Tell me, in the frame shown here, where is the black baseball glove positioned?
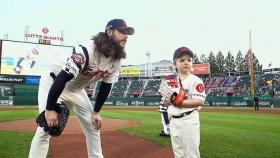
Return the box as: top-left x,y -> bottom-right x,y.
36,102 -> 70,137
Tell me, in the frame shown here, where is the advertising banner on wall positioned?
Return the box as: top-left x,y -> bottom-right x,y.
0,75 -> 25,83
191,63 -> 210,74
154,66 -> 174,76
0,75 -> 41,85
0,99 -> 13,105
0,40 -> 73,76
153,64 -> 210,76
121,67 -> 140,76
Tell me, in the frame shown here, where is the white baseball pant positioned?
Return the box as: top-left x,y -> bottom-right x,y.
28,74 -> 103,158
169,110 -> 200,158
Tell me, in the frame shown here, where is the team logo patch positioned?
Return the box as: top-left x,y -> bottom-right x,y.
71,53 -> 85,64
196,83 -> 205,93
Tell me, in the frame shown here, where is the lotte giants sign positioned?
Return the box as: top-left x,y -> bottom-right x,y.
25,27 -> 64,43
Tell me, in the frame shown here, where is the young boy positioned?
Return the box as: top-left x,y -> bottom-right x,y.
160,47 -> 206,158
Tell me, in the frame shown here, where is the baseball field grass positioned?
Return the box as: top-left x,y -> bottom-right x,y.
0,106 -> 280,158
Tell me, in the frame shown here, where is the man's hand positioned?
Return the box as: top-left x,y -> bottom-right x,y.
45,110 -> 58,127
91,112 -> 102,130
36,102 -> 70,137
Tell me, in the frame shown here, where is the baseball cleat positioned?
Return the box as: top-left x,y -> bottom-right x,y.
159,130 -> 170,137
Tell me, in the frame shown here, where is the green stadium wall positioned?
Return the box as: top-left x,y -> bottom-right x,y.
1,84 -> 279,108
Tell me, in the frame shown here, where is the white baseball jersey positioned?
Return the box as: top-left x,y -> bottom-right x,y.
167,74 -> 206,116
47,43 -> 122,91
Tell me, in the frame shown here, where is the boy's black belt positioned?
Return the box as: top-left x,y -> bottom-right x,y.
172,110 -> 194,119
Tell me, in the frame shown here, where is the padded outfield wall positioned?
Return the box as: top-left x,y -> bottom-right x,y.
89,95 -> 279,107
1,93 -> 279,107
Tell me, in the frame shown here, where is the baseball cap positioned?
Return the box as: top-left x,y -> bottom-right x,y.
173,47 -> 193,61
105,19 -> 135,35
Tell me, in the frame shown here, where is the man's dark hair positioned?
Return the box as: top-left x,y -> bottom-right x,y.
91,32 -> 126,60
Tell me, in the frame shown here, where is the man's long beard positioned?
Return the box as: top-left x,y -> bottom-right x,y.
92,32 -> 126,59
100,38 -> 116,57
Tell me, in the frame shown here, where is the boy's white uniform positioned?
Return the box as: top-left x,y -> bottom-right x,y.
29,44 -> 122,158
168,74 -> 206,158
